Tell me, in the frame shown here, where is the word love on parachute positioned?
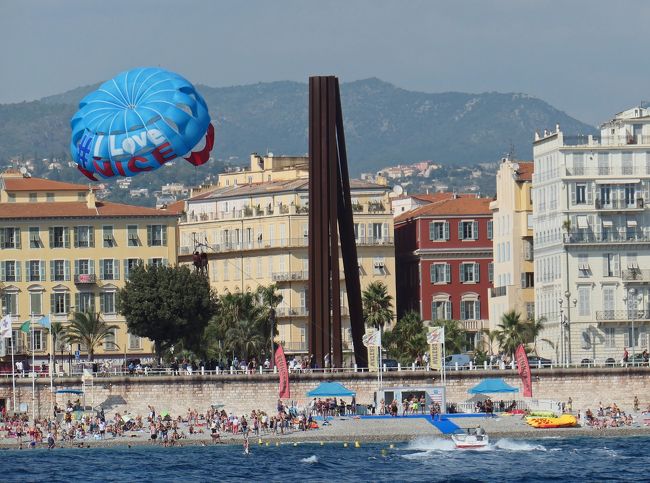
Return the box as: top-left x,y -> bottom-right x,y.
70,67 -> 215,181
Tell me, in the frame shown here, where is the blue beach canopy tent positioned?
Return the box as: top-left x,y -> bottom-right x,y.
468,378 -> 519,394
307,382 -> 356,398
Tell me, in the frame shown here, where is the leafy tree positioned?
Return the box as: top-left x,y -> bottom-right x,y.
118,264 -> 218,361
431,320 -> 468,354
383,311 -> 427,365
65,311 -> 118,361
496,310 -> 528,357
362,281 -> 394,332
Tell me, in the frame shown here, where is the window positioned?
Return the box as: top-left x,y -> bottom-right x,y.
431,299 -> 451,321
124,258 -> 141,280
28,193 -> 37,202
26,260 -> 46,282
373,257 -> 386,275
100,259 -> 119,280
523,238 -> 534,261
526,302 -> 535,321
604,327 -> 615,348
624,184 -> 636,206
0,227 -> 21,249
29,227 -> 42,248
488,263 -> 494,282
8,193 -> 15,203
74,226 -> 94,248
576,184 -> 587,204
30,291 -> 43,316
603,253 -> 620,277
50,292 -> 70,315
429,221 -> 449,241
103,226 -> 116,247
50,260 -> 69,282
128,333 -> 142,350
577,254 -> 590,278
46,193 -> 55,202
460,299 -> 480,320
104,328 -> 118,350
147,225 -> 167,246
521,272 -> 534,288
49,227 -> 69,248
77,192 -> 86,201
430,263 -> 451,283
487,220 -> 493,240
76,292 -> 95,312
578,286 -> 590,317
29,330 -> 44,351
459,221 -> 478,240
459,262 -> 480,283
598,153 -> 610,175
599,185 -> 612,206
1,261 -> 20,282
75,259 -> 94,276
2,292 -> 18,316
127,225 -> 140,247
148,258 -> 166,268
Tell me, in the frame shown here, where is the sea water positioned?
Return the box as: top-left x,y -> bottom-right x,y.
0,436 -> 648,482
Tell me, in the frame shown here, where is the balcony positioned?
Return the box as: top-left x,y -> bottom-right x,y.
356,237 -> 394,246
622,269 -> 650,281
564,231 -> 650,245
460,319 -> 489,332
272,271 -> 309,282
566,166 -> 650,177
594,198 -> 644,211
276,307 -> 309,317
595,310 -> 650,322
281,341 -> 307,352
491,286 -> 507,298
74,274 -> 97,284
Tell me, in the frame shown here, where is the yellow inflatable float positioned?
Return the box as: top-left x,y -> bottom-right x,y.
526,414 -> 577,428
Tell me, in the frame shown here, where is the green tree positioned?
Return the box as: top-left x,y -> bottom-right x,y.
118,264 -> 218,361
256,284 -> 283,358
431,320 -> 468,354
65,311 -> 119,361
362,281 -> 394,332
225,318 -> 265,362
50,321 -> 67,371
496,310 -> 528,358
383,311 -> 427,365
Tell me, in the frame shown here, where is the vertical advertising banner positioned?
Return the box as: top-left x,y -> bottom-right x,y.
515,344 -> 533,398
427,327 -> 444,370
275,345 -> 291,399
363,329 -> 381,372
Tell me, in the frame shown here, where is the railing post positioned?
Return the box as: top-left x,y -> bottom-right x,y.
511,361 -> 515,370
230,366 -> 234,375
397,363 -> 401,372
274,366 -> 278,374
201,366 -> 205,375
216,367 -> 219,375
469,361 -> 473,370
484,361 -> 488,370
354,363 -> 358,372
383,364 -> 387,372
411,363 -> 415,371
259,366 -> 263,374
454,362 -> 459,371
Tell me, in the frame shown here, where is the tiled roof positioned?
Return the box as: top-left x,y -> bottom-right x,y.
3,177 -> 94,192
395,197 -> 493,223
514,161 -> 534,181
0,201 -> 177,219
409,192 -> 478,203
165,200 -> 186,214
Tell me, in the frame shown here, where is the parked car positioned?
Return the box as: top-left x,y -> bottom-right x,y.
527,356 -> 553,368
381,359 -> 399,371
444,354 -> 471,369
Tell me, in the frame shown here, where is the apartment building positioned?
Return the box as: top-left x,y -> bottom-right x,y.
0,171 -> 179,367
533,107 -> 650,364
395,197 -> 494,349
177,154 -> 396,362
488,159 -> 535,329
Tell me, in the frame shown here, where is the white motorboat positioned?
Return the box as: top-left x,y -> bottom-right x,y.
451,427 -> 489,449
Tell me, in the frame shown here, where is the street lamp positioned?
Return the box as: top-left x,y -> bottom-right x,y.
623,288 -> 643,364
558,298 -> 565,365
558,292 -> 576,366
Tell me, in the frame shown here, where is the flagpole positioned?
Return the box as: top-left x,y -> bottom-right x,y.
31,313 -> 35,423
49,316 -> 54,419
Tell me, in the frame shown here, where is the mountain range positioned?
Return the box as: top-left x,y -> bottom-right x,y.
0,78 -> 597,175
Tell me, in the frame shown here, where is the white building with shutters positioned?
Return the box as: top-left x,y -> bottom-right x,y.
533,107 -> 650,365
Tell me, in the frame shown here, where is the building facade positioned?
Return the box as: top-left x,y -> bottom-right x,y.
488,159 -> 535,329
395,197 -> 494,349
533,107 -> 650,364
177,154 -> 396,363
0,171 -> 179,369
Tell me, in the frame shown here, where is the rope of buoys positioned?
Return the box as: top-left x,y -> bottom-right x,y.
354,441 -> 361,448
343,442 -> 348,448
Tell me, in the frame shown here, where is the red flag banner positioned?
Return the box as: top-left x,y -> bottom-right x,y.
515,344 -> 533,398
275,345 -> 290,399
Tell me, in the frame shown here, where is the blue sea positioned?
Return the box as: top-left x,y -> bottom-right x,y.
0,436 -> 648,482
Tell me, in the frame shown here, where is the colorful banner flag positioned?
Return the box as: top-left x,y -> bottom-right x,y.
427,327 -> 445,345
362,330 -> 382,347
0,315 -> 12,339
515,344 -> 533,398
428,327 -> 444,370
20,320 -> 31,334
274,345 -> 290,399
37,314 -> 51,330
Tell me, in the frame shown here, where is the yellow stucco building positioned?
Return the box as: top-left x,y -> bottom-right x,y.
0,171 -> 179,369
488,159 -> 535,330
178,154 -> 396,363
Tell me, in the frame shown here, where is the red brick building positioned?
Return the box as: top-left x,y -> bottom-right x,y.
395,197 -> 494,347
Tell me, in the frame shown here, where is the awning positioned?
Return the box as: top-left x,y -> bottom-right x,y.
577,216 -> 588,229
468,378 -> 519,394
596,178 -> 640,184
307,382 -> 356,398
627,220 -> 638,227
602,220 -> 613,227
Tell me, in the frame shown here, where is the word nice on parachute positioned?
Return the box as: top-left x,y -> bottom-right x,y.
70,67 -> 215,181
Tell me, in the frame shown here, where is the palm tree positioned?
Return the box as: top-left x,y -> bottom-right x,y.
481,328 -> 500,356
256,284 -> 283,360
496,310 -> 528,358
362,281 -> 394,332
225,318 -> 265,362
65,311 -> 119,361
523,317 -> 554,356
50,321 -> 67,373
383,311 -> 427,365
432,320 -> 468,354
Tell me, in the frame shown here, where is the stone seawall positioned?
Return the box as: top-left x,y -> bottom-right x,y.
2,368 -> 648,418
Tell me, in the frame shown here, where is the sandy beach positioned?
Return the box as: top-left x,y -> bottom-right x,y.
3,414 -> 649,450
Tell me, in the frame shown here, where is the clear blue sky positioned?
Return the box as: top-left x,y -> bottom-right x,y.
1,0 -> 648,125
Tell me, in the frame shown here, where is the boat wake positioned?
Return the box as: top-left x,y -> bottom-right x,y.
493,439 -> 547,452
401,437 -> 547,459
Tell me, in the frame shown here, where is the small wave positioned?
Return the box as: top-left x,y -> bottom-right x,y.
300,455 -> 319,464
494,439 -> 547,452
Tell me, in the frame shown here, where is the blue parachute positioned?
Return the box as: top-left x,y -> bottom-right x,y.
70,67 -> 214,180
